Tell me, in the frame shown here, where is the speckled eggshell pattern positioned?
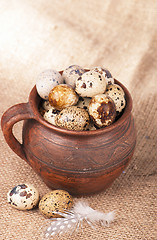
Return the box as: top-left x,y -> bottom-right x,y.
49,84 -> 79,111
55,106 -> 90,131
76,96 -> 91,112
75,69 -> 107,97
39,100 -> 54,117
86,122 -> 98,131
88,94 -> 116,127
36,69 -> 63,100
92,67 -> 114,85
62,65 -> 85,89
42,100 -> 54,111
39,190 -> 73,218
105,84 -> 126,113
7,184 -> 39,210
43,108 -> 60,125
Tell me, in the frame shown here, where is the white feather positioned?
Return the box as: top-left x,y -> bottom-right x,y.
73,201 -> 115,226
43,200 -> 115,239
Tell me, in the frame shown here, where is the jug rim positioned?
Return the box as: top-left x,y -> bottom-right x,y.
29,78 -> 132,136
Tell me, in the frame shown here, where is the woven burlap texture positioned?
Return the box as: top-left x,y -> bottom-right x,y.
0,1 -> 156,239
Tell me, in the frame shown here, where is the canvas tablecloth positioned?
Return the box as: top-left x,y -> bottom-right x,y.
0,0 -> 156,239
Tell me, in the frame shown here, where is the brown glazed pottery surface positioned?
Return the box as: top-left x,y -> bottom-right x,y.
1,74 -> 136,195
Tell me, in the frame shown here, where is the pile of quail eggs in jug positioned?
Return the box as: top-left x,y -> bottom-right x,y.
36,65 -> 126,131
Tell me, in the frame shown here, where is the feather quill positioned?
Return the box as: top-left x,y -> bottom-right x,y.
43,200 -> 115,239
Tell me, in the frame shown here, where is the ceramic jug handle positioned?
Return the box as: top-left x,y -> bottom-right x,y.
1,102 -> 34,161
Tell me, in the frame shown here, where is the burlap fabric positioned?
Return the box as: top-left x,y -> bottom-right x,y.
0,1 -> 156,239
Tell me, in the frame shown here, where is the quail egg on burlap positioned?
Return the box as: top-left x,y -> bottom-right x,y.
43,108 -> 60,125
92,67 -> 114,85
36,69 -> 63,100
76,96 -> 91,112
105,84 -> 126,113
49,84 -> 79,111
75,69 -> 107,97
39,190 -> 73,218
7,184 -> 39,210
88,94 -> 116,127
62,65 -> 85,89
55,106 -> 90,131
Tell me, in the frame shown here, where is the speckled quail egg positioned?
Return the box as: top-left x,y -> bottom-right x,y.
43,108 -> 60,125
7,184 -> 39,210
105,84 -> 126,113
42,100 -> 53,111
86,122 -> 98,131
49,84 -> 79,111
62,65 -> 85,89
88,94 -> 116,127
36,69 -> 63,100
75,69 -> 107,97
76,96 -> 91,112
92,67 -> 114,85
55,106 -> 90,131
39,100 -> 54,117
39,190 -> 73,218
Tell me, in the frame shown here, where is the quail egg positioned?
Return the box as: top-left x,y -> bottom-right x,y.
88,94 -> 116,127
49,84 -> 79,111
105,84 -> 126,113
86,122 -> 98,131
62,65 -> 85,89
75,69 -> 107,97
55,106 -> 90,131
39,100 -> 54,117
42,100 -> 54,111
43,108 -> 60,125
92,67 -> 114,85
76,96 -> 91,112
36,69 -> 63,100
39,190 -> 73,218
7,184 -> 39,210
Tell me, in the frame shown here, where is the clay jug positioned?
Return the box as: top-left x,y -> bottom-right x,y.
1,79 -> 136,195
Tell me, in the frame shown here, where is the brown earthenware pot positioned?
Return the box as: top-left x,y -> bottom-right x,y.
1,77 -> 136,195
